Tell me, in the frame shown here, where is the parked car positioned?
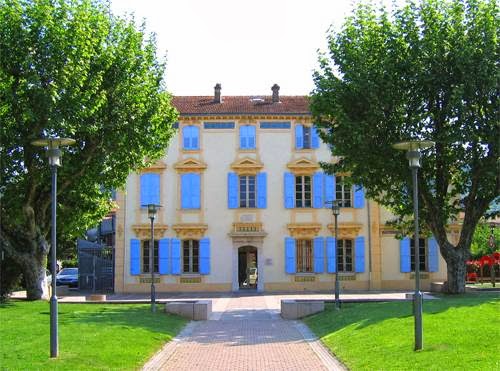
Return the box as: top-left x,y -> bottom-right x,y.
56,268 -> 79,288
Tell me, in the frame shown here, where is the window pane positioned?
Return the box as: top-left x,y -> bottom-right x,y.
192,240 -> 200,273
303,127 -> 311,148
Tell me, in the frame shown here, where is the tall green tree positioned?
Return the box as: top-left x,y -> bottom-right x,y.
0,0 -> 177,300
311,0 -> 498,293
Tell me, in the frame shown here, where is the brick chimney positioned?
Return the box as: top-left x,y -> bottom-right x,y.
271,84 -> 280,103
214,83 -> 222,103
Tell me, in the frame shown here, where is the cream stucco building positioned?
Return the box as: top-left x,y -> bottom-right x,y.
113,84 -> 455,294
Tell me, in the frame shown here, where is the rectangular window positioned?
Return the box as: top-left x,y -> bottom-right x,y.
296,239 -> 313,273
239,175 -> 256,208
335,176 -> 352,207
295,176 -> 312,208
183,239 -> 200,274
142,240 -> 159,273
239,125 -> 256,149
337,239 -> 353,272
410,238 -> 427,272
303,126 -> 312,149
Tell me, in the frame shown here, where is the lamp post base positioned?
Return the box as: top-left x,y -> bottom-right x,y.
334,279 -> 341,309
414,290 -> 423,350
151,283 -> 156,313
50,295 -> 58,357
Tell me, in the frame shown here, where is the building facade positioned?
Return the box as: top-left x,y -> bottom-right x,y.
114,84 -> 457,293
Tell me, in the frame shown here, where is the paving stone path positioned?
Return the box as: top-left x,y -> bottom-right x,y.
143,295 -> 345,371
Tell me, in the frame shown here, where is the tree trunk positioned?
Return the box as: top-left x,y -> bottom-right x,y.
20,255 -> 49,300
445,254 -> 467,294
1,220 -> 49,300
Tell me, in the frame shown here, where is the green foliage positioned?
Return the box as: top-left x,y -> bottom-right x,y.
0,0 -> 177,297
471,222 -> 499,258
0,302 -> 187,369
305,293 -> 500,370
311,0 -> 499,291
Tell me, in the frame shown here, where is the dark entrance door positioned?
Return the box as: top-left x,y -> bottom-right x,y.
238,246 -> 257,289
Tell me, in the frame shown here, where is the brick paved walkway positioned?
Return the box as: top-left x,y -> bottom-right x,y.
143,295 -> 345,371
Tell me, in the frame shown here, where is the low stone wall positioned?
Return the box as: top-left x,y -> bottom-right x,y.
281,299 -> 325,320
165,300 -> 212,320
86,294 -> 107,302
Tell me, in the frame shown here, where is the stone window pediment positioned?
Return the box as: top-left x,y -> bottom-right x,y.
327,223 -> 363,239
141,160 -> 167,172
230,157 -> 264,175
287,223 -> 322,239
174,158 -> 207,173
287,158 -> 319,175
132,224 -> 168,239
172,223 -> 208,239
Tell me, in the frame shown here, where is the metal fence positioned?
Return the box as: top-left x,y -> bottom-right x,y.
78,244 -> 114,293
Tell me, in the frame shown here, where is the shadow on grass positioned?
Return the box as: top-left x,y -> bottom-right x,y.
306,292 -> 499,337
45,304 -> 186,336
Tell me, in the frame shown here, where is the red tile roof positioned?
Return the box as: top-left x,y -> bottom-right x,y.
172,96 -> 310,116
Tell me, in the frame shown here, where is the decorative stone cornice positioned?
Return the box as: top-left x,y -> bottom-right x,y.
228,223 -> 268,245
230,157 -> 264,175
132,224 -> 168,239
287,223 -> 322,239
172,223 -> 208,239
174,158 -> 207,173
179,115 -> 312,121
327,223 -> 363,239
286,158 -> 319,175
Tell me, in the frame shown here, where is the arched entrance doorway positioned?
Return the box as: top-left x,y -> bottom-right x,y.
238,246 -> 258,289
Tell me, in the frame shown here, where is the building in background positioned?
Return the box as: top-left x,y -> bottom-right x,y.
113,84 -> 458,293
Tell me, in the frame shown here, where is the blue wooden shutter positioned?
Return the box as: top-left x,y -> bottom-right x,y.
181,174 -> 190,208
182,126 -> 190,149
140,173 -> 160,206
295,125 -> 304,149
191,173 -> 201,208
248,125 -> 256,149
200,238 -> 210,275
284,172 -> 295,208
239,125 -> 248,149
324,174 -> 335,208
171,238 -> 181,275
285,237 -> 296,274
130,239 -> 141,275
400,238 -> 411,272
159,238 -> 170,274
428,237 -> 439,272
191,126 -> 199,149
257,172 -> 267,209
355,236 -> 365,273
313,172 -> 324,208
353,185 -> 365,208
326,237 -> 336,273
313,237 -> 325,273
311,126 -> 320,149
228,172 -> 238,209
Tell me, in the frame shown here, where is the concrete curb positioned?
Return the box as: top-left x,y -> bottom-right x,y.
293,321 -> 347,371
142,321 -> 197,370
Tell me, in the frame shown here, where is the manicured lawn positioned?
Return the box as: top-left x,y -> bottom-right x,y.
0,301 -> 187,370
304,293 -> 500,370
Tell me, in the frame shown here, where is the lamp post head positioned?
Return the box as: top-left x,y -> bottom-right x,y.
332,200 -> 340,216
31,137 -> 76,167
392,140 -> 435,169
144,204 -> 161,220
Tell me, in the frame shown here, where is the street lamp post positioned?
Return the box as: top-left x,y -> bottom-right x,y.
31,137 -> 76,358
326,200 -> 341,309
393,140 -> 434,351
332,200 -> 341,309
145,203 -> 161,312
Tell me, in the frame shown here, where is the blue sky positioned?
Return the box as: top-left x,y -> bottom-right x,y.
110,0 -> 400,96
